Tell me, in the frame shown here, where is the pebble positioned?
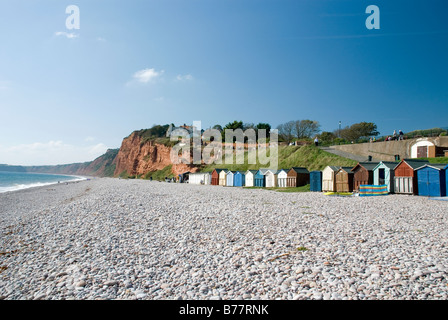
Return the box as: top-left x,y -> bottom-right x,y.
295,267 -> 304,274
1,178 -> 448,300
104,280 -> 118,287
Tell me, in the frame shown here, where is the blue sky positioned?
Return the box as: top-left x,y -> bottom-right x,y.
1,0 -> 447,165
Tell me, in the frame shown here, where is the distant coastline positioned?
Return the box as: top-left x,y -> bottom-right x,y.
0,171 -> 87,194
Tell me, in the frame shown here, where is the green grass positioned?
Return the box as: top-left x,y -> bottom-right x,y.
141,137 -> 178,147
243,184 -> 311,193
275,184 -> 311,193
119,170 -> 129,178
418,157 -> 448,164
200,145 -> 357,173
103,164 -> 116,177
143,165 -> 174,181
278,145 -> 357,171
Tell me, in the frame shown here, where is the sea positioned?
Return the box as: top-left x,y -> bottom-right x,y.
0,171 -> 85,193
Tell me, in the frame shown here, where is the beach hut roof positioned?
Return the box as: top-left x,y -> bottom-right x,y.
245,170 -> 258,174
290,167 -> 309,174
323,165 -> 341,172
338,166 -> 354,173
351,162 -> 379,172
373,161 -> 398,171
394,159 -> 430,170
257,168 -> 272,175
415,163 -> 448,171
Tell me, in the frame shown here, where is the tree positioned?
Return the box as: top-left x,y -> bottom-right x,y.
340,122 -> 379,141
294,120 -> 321,139
223,120 -> 244,131
277,121 -> 295,143
223,120 -> 244,142
212,124 -> 223,132
146,124 -> 170,138
256,123 -> 271,135
318,131 -> 336,144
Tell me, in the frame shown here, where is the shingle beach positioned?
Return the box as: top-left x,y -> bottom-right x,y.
1,178 -> 448,300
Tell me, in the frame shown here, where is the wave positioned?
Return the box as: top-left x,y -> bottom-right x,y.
0,175 -> 87,193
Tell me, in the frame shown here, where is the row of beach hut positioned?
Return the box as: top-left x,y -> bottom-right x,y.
321,159 -> 448,197
189,167 -> 311,188
187,158 -> 448,197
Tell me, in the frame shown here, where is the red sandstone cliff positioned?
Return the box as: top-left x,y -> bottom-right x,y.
113,132 -> 198,177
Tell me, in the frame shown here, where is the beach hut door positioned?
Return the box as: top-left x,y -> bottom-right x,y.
428,170 -> 440,197
418,170 -> 429,196
378,168 -> 385,185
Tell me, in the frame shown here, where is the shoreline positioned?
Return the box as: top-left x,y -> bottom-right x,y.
0,172 -> 90,194
1,178 -> 448,300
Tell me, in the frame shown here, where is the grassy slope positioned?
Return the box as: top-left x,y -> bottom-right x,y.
199,145 -> 358,173
422,157 -> 448,164
143,165 -> 175,181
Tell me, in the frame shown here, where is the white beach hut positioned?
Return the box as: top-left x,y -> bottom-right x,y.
322,166 -> 339,192
219,169 -> 228,186
265,169 -> 278,188
276,169 -> 289,188
189,172 -> 211,185
244,170 -> 257,187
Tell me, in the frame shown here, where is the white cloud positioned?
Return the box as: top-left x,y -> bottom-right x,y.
97,37 -> 106,42
133,68 -> 164,83
54,31 -> 79,39
85,136 -> 95,142
0,141 -> 108,166
176,74 -> 194,81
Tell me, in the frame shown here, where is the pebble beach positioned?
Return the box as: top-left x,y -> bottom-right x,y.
1,177 -> 448,300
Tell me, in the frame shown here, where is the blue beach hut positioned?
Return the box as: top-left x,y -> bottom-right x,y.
254,169 -> 269,187
226,171 -> 235,187
373,161 -> 397,193
446,164 -> 448,193
310,171 -> 322,192
415,164 -> 447,197
233,171 -> 245,187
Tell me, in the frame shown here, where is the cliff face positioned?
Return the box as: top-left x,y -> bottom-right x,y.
11,130 -> 197,178
113,131 -> 198,177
